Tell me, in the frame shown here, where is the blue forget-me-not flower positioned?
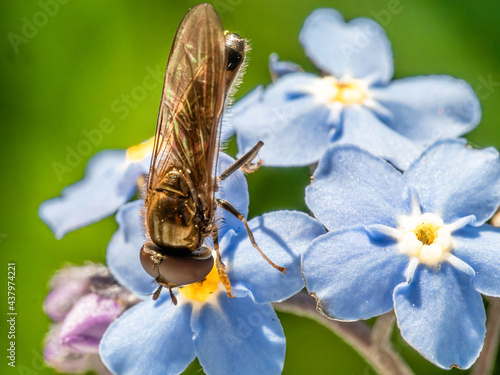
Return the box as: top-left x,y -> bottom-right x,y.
39,139 -> 153,238
302,139 -> 500,369
230,9 -> 481,170
100,153 -> 325,375
39,119 -> 236,240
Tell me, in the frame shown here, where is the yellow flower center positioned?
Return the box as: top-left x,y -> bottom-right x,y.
179,264 -> 220,302
312,76 -> 369,106
415,223 -> 438,245
398,213 -> 452,266
125,137 -> 154,162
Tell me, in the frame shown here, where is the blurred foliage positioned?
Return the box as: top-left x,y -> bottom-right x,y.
1,0 -> 500,374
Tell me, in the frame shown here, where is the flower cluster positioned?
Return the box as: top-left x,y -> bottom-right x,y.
40,5 -> 500,375
100,154 -> 324,374
42,263 -> 139,374
303,140 -> 500,369
230,9 -> 480,170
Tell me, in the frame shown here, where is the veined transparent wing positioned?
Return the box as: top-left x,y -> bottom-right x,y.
147,4 -> 226,215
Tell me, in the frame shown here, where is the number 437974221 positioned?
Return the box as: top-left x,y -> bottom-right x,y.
8,263 -> 15,311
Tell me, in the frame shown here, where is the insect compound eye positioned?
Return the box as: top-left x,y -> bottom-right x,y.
158,253 -> 214,287
140,245 -> 214,287
225,33 -> 246,71
140,245 -> 161,279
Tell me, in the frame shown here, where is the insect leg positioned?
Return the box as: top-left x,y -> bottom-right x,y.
218,141 -> 264,182
216,198 -> 287,274
241,159 -> 263,174
212,225 -> 234,298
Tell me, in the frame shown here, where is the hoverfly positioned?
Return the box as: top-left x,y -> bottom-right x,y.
139,3 -> 286,304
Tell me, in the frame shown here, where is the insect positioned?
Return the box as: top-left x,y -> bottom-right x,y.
139,3 -> 286,304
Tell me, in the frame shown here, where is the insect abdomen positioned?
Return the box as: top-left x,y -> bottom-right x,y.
147,170 -> 202,254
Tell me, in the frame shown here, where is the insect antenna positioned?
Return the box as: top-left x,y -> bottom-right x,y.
168,288 -> 178,305
152,285 -> 163,301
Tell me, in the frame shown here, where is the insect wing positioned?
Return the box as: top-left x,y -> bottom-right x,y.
147,4 -> 226,214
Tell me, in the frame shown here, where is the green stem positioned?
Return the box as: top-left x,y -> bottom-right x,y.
471,297 -> 500,375
273,292 -> 414,375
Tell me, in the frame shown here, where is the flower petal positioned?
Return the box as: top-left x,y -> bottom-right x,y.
192,294 -> 285,375
405,139 -> 500,225
452,224 -> 500,297
216,153 -> 249,236
44,325 -> 110,375
336,106 -> 422,170
373,76 -> 481,146
60,293 -> 124,354
269,53 -> 304,81
100,298 -> 196,375
106,200 -> 155,296
262,72 -> 320,102
232,74 -> 337,167
394,263 -> 485,369
306,145 -> 412,231
44,280 -> 88,322
303,228 -> 407,320
223,211 -> 325,303
222,87 -> 265,142
299,8 -> 393,85
39,150 -> 148,238
44,265 -> 107,322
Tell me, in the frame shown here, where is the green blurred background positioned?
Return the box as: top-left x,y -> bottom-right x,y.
1,0 -> 500,374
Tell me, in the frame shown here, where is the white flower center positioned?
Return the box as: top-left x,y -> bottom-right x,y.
397,213 -> 452,266
308,76 -> 370,106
